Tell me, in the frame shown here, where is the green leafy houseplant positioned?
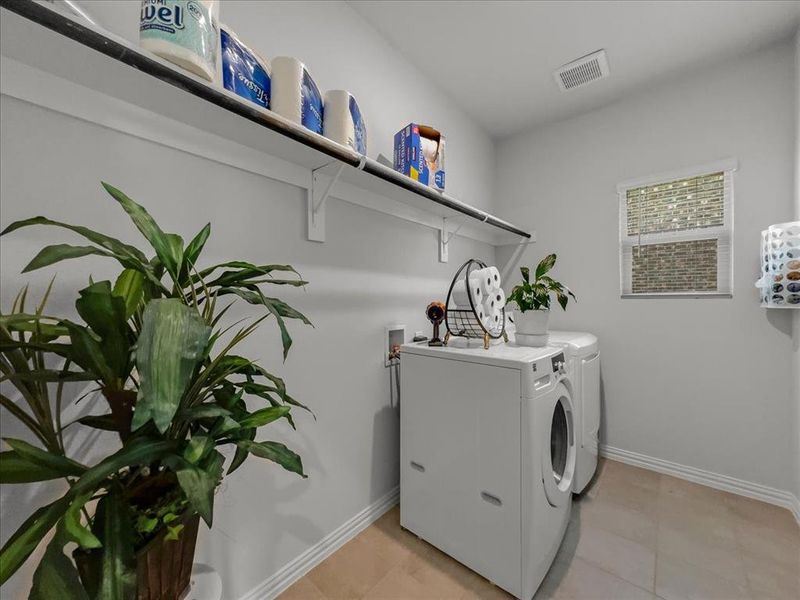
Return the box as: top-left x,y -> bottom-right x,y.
507,254 -> 575,347
508,254 -> 575,312
0,183 -> 312,599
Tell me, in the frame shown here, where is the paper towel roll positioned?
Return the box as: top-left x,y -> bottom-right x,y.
271,56 -> 324,134
452,277 -> 482,307
323,90 -> 367,155
140,0 -> 219,82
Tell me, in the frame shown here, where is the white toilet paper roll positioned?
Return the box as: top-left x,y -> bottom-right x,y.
271,56 -> 323,134
485,306 -> 502,334
486,266 -> 501,291
482,297 -> 495,318
488,288 -> 506,310
474,268 -> 495,296
323,90 -> 367,155
483,288 -> 506,312
452,277 -> 482,307
474,304 -> 488,326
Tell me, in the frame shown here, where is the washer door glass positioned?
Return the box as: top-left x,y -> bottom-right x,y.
542,384 -> 576,507
551,399 -> 569,484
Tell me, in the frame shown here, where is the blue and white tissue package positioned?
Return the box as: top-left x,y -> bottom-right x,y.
271,56 -> 324,134
393,124 -> 445,191
220,26 -> 270,109
349,96 -> 366,154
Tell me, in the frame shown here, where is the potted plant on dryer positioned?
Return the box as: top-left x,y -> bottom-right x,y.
0,183 -> 312,599
508,254 -> 575,347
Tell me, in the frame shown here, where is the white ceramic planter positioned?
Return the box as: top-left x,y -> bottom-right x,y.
513,308 -> 550,347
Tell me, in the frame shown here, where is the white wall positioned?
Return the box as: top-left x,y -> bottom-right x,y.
0,2 -> 496,598
793,28 -> 800,506
495,42 -> 797,493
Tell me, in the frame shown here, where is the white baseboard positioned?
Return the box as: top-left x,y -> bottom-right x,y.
239,486 -> 400,600
600,445 -> 800,525
791,494 -> 800,526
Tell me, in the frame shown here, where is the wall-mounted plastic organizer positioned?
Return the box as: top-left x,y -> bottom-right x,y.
756,221 -> 800,308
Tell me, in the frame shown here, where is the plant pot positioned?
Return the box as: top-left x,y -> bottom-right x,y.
513,308 -> 550,347
75,513 -> 200,600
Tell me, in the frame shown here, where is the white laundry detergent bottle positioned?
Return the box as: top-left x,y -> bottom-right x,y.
140,0 -> 219,82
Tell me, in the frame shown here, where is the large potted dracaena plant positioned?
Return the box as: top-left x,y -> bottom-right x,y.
0,183 -> 312,599
508,254 -> 575,347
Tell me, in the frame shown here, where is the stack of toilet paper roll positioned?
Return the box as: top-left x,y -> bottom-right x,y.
452,266 -> 505,333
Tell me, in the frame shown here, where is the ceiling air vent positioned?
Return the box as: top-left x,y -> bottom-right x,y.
554,50 -> 609,91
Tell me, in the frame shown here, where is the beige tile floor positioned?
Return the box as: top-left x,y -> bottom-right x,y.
279,459 -> 800,600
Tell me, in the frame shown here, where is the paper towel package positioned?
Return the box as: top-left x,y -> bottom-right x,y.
219,25 -> 271,109
393,124 -> 445,191
140,0 -> 219,82
271,56 -> 324,134
323,90 -> 367,154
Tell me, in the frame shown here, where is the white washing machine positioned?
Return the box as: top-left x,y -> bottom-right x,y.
548,331 -> 600,494
400,339 -> 576,599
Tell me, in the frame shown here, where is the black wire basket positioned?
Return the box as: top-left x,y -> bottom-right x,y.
444,259 -> 508,349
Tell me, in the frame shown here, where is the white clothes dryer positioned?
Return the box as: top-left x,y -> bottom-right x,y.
400,339 -> 576,599
548,331 -> 600,494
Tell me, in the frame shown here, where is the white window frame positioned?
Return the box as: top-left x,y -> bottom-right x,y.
618,158 -> 737,299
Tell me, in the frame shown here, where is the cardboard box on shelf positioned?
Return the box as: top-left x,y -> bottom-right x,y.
393,123 -> 445,191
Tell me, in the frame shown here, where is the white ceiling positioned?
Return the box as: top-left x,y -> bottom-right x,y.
348,1 -> 800,138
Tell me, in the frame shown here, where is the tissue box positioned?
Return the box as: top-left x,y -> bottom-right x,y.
393,124 -> 445,191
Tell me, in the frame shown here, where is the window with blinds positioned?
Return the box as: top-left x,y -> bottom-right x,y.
618,160 -> 736,297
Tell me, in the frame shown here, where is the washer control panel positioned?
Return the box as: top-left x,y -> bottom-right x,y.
551,352 -> 566,374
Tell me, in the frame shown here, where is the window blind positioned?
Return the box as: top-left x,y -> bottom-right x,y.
618,160 -> 736,297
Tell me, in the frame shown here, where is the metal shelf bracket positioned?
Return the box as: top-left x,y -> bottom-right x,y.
307,161 -> 346,242
438,215 -> 472,263
307,157 -> 368,242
